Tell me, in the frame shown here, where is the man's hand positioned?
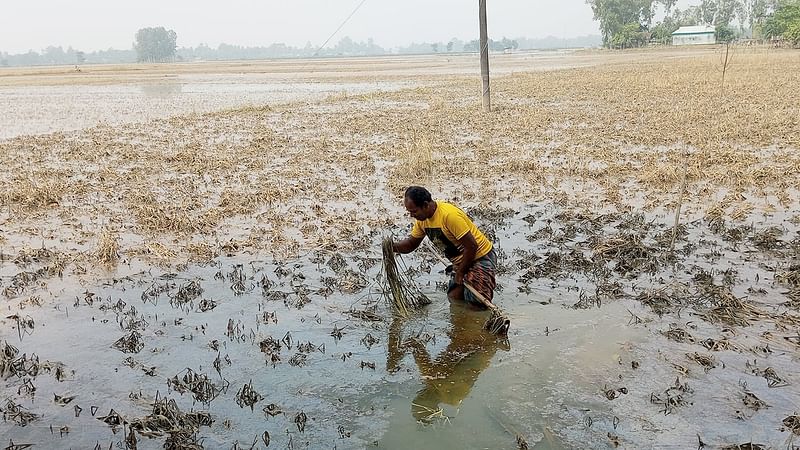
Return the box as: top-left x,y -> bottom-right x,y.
454,231 -> 478,283
454,265 -> 466,285
393,236 -> 423,254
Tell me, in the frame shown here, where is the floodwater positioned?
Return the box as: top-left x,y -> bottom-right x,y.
0,206 -> 648,449
2,49 -> 798,449
3,199 -> 799,448
0,78 -> 414,139
0,48 -> 715,140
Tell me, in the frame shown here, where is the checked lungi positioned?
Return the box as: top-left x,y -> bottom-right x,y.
447,249 -> 497,306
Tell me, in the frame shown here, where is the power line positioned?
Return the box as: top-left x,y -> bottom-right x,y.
314,0 -> 369,56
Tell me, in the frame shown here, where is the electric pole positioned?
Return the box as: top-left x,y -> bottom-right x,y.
479,0 -> 490,112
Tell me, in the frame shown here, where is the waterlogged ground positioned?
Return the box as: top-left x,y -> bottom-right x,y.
1,49 -> 800,449
0,48 -> 714,139
2,198 -> 800,449
0,79 -> 416,139
0,204 -> 639,449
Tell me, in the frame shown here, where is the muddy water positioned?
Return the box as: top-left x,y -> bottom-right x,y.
3,196 -> 800,448
0,209 -> 652,449
0,79 -> 414,139
376,300 -> 646,450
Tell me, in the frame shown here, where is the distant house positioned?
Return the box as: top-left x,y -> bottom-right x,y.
672,25 -> 716,46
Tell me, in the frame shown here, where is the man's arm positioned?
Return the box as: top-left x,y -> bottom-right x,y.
393,235 -> 424,254
453,231 -> 478,285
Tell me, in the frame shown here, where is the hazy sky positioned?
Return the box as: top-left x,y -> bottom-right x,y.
1,0 -> 694,54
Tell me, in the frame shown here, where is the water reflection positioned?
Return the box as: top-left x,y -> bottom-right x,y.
139,81 -> 183,97
388,302 -> 510,423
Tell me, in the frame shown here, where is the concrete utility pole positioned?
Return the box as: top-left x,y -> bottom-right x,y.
479,0 -> 490,112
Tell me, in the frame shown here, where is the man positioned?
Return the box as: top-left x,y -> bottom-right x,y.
393,186 -> 496,307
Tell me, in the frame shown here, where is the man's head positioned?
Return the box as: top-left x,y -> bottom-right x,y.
404,186 -> 435,221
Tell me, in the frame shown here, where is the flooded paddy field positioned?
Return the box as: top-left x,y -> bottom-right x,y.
0,79 -> 422,140
1,48 -> 800,449
0,48 -> 714,140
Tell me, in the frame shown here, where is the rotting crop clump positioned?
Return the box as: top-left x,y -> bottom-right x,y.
170,280 -> 204,309
1,398 -> 40,426
112,331 -> 145,354
128,392 -> 213,444
590,232 -> 664,277
782,415 -> 800,435
235,380 -> 263,411
167,368 -> 228,404
650,377 -> 693,415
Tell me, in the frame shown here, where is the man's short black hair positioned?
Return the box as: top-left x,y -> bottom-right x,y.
404,186 -> 432,207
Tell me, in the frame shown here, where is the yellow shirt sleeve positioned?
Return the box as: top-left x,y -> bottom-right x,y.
443,210 -> 470,240
410,220 -> 426,239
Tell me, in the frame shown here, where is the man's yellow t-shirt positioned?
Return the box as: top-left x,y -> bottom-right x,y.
411,201 -> 493,265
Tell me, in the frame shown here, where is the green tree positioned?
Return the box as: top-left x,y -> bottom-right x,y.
699,0 -> 719,23
135,27 -> 178,62
587,0 -> 676,47
748,0 -> 781,32
651,7 -> 692,43
679,6 -> 704,25
763,0 -> 800,43
689,0 -> 745,28
713,0 -> 741,25
611,22 -> 650,47
786,20 -> 800,43
716,23 -> 738,41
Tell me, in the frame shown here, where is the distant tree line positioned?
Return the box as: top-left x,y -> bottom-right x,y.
0,30 -> 603,68
587,0 -> 800,48
462,37 -> 520,52
0,46 -> 135,67
3,3 -> 797,68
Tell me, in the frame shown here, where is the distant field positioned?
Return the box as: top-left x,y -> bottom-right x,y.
0,47 -> 718,84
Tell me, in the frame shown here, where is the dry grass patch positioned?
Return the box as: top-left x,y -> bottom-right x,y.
94,228 -> 120,265
184,242 -> 217,262
324,50 -> 799,198
390,133 -> 434,187
127,191 -> 219,234
1,172 -> 67,210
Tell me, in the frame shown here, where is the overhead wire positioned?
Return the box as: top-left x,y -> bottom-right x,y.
314,0 -> 369,56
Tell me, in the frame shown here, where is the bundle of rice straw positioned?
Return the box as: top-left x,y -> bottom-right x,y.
381,238 -> 431,315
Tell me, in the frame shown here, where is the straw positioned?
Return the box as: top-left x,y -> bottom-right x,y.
381,237 -> 430,316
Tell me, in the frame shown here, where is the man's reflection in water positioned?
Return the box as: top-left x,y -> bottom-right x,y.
387,301 -> 510,423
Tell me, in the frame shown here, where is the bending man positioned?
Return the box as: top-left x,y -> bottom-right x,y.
393,186 -> 497,307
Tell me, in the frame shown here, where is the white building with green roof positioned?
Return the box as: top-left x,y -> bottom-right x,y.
672,25 -> 716,46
